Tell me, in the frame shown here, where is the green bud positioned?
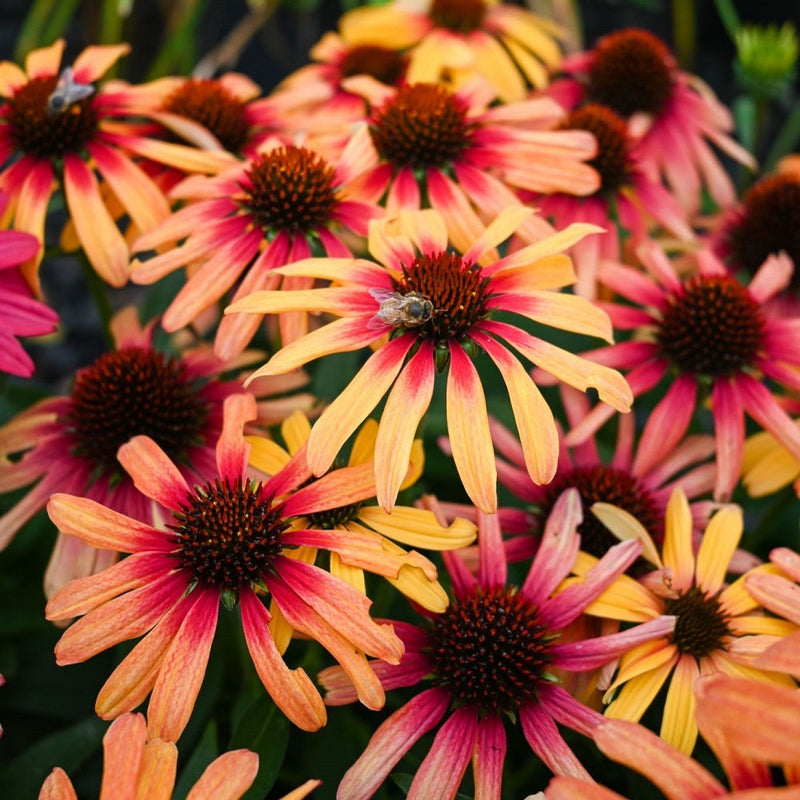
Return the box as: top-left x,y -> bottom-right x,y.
735,23 -> 798,100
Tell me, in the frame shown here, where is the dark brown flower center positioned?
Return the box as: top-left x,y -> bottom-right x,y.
665,586 -> 733,658
395,251 -> 490,346
369,83 -> 473,169
540,466 -> 663,564
163,78 -> 250,154
306,501 -> 363,530
65,348 -> 209,478
240,146 -> 337,232
340,45 -> 405,85
657,275 -> 765,376
171,478 -> 287,591
562,104 -> 632,194
429,0 -> 487,32
6,75 -> 98,158
588,29 -> 675,118
425,586 -> 552,714
725,174 -> 800,291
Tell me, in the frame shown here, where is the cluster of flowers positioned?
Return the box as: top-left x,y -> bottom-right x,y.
2,1 -> 800,798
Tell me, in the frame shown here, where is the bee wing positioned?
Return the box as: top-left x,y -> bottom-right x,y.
56,66 -> 74,88
366,311 -> 392,330
368,287 -> 397,304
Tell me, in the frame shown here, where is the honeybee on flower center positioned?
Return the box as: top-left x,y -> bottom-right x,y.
367,288 -> 435,330
46,66 -> 95,115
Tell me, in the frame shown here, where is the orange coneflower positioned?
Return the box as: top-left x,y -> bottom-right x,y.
228,207 -> 632,514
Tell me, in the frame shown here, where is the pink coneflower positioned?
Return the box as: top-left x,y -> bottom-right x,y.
227,207 -> 632,513
319,490 -> 675,799
0,195 -> 58,377
0,40 -> 172,290
551,28 -> 756,214
45,394 -> 404,741
0,306 -> 316,595
524,102 -> 694,298
489,385 -> 716,566
563,240 -> 800,501
131,133 -> 382,357
709,170 -> 800,313
338,0 -> 564,102
333,76 -> 599,247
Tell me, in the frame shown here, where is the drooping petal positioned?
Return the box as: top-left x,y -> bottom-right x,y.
592,719 -> 727,799
239,589 -> 327,731
520,702 -> 590,779
408,707 -> 478,800
337,688 -> 450,800
374,341 -> 435,511
62,154 -> 129,287
146,588 -> 220,741
97,713 -> 147,800
473,715 -> 506,800
306,335 -> 415,476
185,750 -> 260,800
446,345 -> 497,513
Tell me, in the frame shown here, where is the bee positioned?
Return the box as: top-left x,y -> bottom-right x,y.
46,66 -> 95,115
367,288 -> 434,330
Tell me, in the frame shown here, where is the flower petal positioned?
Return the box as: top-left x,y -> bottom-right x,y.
185,750 -> 260,800
117,436 -> 190,510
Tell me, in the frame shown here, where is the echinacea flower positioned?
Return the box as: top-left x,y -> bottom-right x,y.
579,488 -> 798,755
248,411 -> 475,617
745,547 -> 800,677
489,385 -> 716,566
338,76 -> 598,248
131,132 -> 382,356
545,674 -> 800,799
319,489 -> 675,799
338,0 -> 564,102
269,31 -> 408,137
45,393 -> 404,741
523,102 -> 693,298
710,170 -> 800,312
551,28 -> 756,214
564,240 -> 800,501
0,40 -> 172,290
38,712 -> 266,800
0,194 -> 58,377
0,305 -> 316,596
227,207 -> 632,513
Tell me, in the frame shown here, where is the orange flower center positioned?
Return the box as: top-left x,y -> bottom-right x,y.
588,29 -> 675,118
425,586 -> 552,713
395,251 -> 490,346
340,45 -> 405,85
541,466 -> 662,566
240,146 -> 337,232
64,347 -> 209,477
726,173 -> 800,290
562,104 -> 632,195
163,78 -> 250,154
656,275 -> 764,376
6,75 -> 98,158
171,478 -> 287,591
369,83 -> 473,168
429,0 -> 487,32
664,587 -> 733,658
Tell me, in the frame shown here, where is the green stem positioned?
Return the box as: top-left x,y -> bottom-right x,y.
672,0 -> 697,70
78,254 -> 114,349
712,0 -> 741,43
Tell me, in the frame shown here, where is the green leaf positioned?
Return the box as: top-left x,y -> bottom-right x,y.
229,693 -> 290,800
0,715 -> 106,799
